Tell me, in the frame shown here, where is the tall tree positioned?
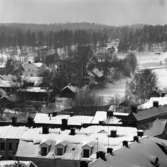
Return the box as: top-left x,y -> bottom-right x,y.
129,69 -> 157,100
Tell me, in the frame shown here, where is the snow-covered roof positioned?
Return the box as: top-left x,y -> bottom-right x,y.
106,117 -> 122,124
34,112 -> 123,125
34,113 -> 94,125
21,87 -> 49,93
68,115 -> 94,125
16,125 -> 138,160
34,113 -> 70,124
0,126 -> 28,139
62,84 -> 78,93
145,119 -> 167,136
92,111 -> 107,123
0,160 -> 37,167
0,76 -> 18,87
138,96 -> 167,110
22,76 -> 42,85
113,112 -> 129,116
89,137 -> 167,167
34,62 -> 43,68
133,105 -> 167,121
92,68 -> 104,78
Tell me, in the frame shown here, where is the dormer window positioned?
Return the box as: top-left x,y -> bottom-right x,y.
83,149 -> 90,158
55,143 -> 67,156
40,142 -> 51,156
57,147 -> 64,155
82,142 -> 95,158
41,147 -> 47,156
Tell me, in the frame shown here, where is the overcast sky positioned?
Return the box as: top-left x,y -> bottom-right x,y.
0,0 -> 166,25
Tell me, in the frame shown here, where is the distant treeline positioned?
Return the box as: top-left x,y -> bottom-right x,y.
116,25 -> 167,51
0,29 -> 108,48
0,23 -> 167,51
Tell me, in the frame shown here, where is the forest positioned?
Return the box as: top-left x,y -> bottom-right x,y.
0,23 -> 167,51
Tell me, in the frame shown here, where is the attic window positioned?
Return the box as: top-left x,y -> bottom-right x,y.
41,147 -> 48,156
55,143 -> 67,156
83,149 -> 90,158
57,147 -> 64,155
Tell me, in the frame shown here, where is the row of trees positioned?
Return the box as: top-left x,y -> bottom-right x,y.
117,25 -> 167,51
0,29 -> 108,48
127,69 -> 158,103
40,45 -> 93,90
1,24 -> 167,51
40,49 -> 138,90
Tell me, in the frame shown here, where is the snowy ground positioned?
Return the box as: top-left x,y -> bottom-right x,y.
93,51 -> 167,103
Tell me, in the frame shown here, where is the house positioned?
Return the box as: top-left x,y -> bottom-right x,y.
1,124 -> 162,167
92,111 -> 107,124
18,87 -> 52,103
138,96 -> 167,110
55,97 -> 73,111
88,137 -> 167,167
33,110 -> 122,126
34,113 -> 94,126
22,62 -> 46,78
60,84 -> 78,98
0,75 -> 19,93
0,126 -> 28,159
15,125 -> 138,167
132,105 -> 167,123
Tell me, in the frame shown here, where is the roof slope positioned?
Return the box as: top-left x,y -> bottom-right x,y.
133,105 -> 167,121
89,137 -> 167,167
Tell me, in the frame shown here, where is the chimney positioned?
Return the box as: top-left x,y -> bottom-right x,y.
137,130 -> 144,137
122,140 -> 129,148
133,136 -> 139,142
99,121 -> 105,125
61,119 -> 68,130
70,112 -> 74,117
131,105 -> 137,113
27,116 -> 34,127
107,111 -> 113,118
42,125 -> 49,134
153,101 -> 159,108
109,130 -> 117,137
96,151 -> 106,161
107,148 -> 113,155
12,116 -> 17,126
52,112 -> 57,117
69,128 -> 76,135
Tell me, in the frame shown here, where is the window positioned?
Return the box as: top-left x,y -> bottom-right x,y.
8,143 -> 12,151
83,149 -> 90,158
0,142 -> 5,151
41,147 -> 47,156
57,147 -> 63,155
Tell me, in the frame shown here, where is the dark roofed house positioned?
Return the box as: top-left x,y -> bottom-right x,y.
18,87 -> 52,103
132,105 -> 167,123
60,84 -> 78,98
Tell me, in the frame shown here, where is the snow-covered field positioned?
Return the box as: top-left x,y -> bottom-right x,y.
94,52 -> 167,102
137,52 -> 167,90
